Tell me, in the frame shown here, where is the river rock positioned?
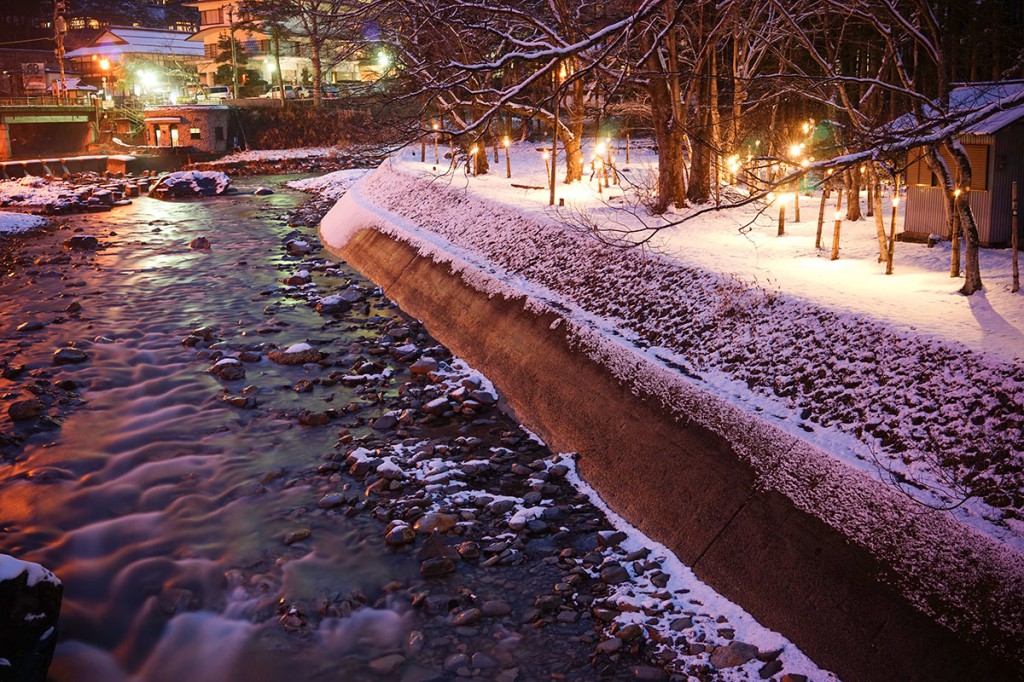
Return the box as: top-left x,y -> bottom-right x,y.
16,321 -> 43,333
63,235 -> 98,250
410,357 -> 438,375
0,554 -> 62,682
385,524 -> 416,546
52,347 -> 87,365
710,641 -> 759,669
285,239 -> 312,255
450,608 -> 482,626
210,358 -> 245,380
600,563 -> 630,585
316,295 -> 350,314
419,556 -> 455,578
8,399 -> 43,421
149,171 -> 231,199
189,236 -> 211,250
368,653 -> 404,675
268,343 -> 321,365
414,513 -> 457,534
253,187 -> 274,196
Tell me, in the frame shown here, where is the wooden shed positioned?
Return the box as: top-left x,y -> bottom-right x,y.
903,82 -> 1024,247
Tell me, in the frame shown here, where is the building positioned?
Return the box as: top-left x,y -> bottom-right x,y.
144,105 -> 230,152
183,0 -> 372,91
64,26 -> 204,99
903,82 -> 1024,247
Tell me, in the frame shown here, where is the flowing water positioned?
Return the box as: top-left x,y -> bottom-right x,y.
0,179 -> 619,681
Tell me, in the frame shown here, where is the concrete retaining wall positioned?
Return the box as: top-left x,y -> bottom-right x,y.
321,187 -> 1024,682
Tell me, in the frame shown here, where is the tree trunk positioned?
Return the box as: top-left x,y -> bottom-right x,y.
872,172 -> 886,262
845,169 -> 863,221
644,4 -> 686,211
945,139 -> 983,294
310,42 -> 323,108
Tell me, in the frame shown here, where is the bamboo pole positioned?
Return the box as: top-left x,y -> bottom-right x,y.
886,190 -> 899,275
831,188 -> 844,261
1013,181 -> 1019,293
815,188 -> 829,248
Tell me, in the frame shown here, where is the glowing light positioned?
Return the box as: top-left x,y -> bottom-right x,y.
954,188 -> 962,198
800,158 -> 810,168
139,70 -> 157,90
595,142 -> 606,156
726,154 -> 741,174
377,51 -> 391,69
469,145 -> 477,154
266,62 -> 275,73
826,169 -> 834,176
503,136 -> 510,148
859,165 -> 866,173
542,150 -> 549,160
432,122 -> 438,131
892,196 -> 900,207
98,58 -> 110,71
802,122 -> 810,134
766,192 -> 776,203
789,143 -> 804,158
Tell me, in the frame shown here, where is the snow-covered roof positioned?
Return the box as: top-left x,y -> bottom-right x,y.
950,82 -> 1024,134
66,26 -> 204,59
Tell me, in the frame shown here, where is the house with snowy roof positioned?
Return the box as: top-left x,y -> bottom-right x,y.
65,26 -> 204,96
903,82 -> 1024,246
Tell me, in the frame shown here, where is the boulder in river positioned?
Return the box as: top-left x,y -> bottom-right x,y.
149,171 -> 232,199
0,554 -> 62,682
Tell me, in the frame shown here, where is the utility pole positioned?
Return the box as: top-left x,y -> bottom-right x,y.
53,0 -> 68,100
227,5 -> 239,100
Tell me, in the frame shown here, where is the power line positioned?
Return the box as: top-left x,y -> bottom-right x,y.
0,38 -> 54,46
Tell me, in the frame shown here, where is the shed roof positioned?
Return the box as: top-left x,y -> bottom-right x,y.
950,82 -> 1024,134
66,26 -> 204,59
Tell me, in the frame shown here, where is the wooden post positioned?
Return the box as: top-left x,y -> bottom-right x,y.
793,186 -> 800,222
886,192 -> 899,275
433,124 -> 439,165
504,138 -> 511,179
1013,181 -> 1019,292
950,190 -> 962,278
816,188 -> 829,248
625,132 -> 631,165
831,189 -> 844,260
550,78 -> 559,206
420,132 -> 426,163
543,151 -> 551,189
778,197 -> 786,236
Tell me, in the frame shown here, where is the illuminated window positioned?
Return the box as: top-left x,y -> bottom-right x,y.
190,127 -> 202,140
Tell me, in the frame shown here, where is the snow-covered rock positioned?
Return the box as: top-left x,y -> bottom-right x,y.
0,554 -> 62,682
149,171 -> 232,199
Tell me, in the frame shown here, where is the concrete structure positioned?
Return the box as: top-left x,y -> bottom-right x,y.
143,105 -> 230,152
320,171 -> 1024,682
904,82 -> 1024,246
0,102 -> 100,161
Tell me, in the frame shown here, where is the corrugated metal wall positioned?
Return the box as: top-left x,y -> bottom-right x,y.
904,186 -> 991,240
991,123 -> 1024,245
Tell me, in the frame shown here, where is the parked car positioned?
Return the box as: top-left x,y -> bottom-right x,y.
294,85 -> 314,99
203,85 -> 231,101
261,85 -> 297,99
320,84 -> 340,99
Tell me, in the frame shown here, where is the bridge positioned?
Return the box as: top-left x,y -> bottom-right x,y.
0,98 -> 103,161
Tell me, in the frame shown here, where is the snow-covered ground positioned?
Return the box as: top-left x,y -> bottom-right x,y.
287,169 -> 371,200
0,176 -> 78,209
0,211 -> 47,234
206,146 -> 346,166
315,143 -> 1024,554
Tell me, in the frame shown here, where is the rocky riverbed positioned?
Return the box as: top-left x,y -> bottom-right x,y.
0,176 -> 827,682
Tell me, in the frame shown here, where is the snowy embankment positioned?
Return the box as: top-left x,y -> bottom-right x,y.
314,152 -> 1024,670
324,152 -> 1024,547
0,212 -> 47,235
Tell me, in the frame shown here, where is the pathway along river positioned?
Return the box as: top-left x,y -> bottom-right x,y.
0,176 -> 814,682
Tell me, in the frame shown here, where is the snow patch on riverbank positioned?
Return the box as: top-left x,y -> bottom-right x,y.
0,212 -> 47,234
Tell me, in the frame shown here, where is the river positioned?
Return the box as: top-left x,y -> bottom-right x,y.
0,177 -> 669,682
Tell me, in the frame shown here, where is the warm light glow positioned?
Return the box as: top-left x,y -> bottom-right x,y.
789,143 -> 804,158
98,58 -> 110,71
800,158 -> 810,168
726,154 -> 741,174
542,150 -> 549,160
377,51 -> 391,68
826,169 -> 834,176
766,192 -> 776,203
860,165 -> 866,173
801,122 -> 810,134
954,188 -> 962,197
503,136 -> 509,148
596,142 -> 606,156
469,145 -> 478,154
432,122 -> 438,131
266,62 -> 276,73
139,70 -> 157,89
892,196 -> 900,207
